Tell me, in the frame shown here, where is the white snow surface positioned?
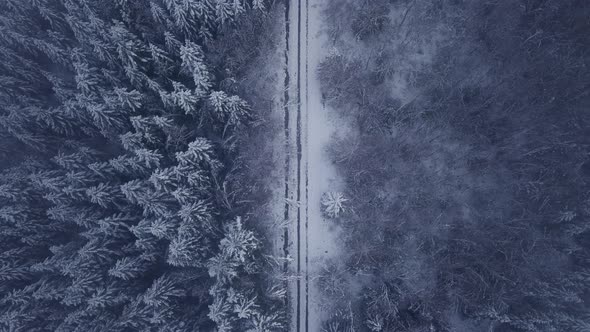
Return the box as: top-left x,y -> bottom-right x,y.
305,0 -> 345,277
280,0 -> 348,330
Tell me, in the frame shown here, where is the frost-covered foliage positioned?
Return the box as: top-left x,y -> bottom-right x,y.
207,217 -> 285,331
0,0 -> 284,330
321,191 -> 347,218
319,0 -> 590,331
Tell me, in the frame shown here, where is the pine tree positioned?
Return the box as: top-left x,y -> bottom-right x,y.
108,256 -> 150,280
143,274 -> 185,308
220,217 -> 259,263
168,232 -> 211,267
181,41 -> 212,92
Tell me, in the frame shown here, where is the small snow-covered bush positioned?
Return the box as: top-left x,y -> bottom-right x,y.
321,192 -> 347,218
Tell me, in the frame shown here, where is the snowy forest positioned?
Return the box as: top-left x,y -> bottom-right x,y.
318,0 -> 590,331
0,0 -> 286,331
1,0 -> 590,331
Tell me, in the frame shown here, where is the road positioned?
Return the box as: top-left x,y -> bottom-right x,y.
283,0 -> 310,329
282,0 -> 335,330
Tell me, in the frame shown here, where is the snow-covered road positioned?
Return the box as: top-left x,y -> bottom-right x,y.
282,0 -> 342,330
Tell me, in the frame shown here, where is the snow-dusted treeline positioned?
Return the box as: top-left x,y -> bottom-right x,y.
317,0 -> 590,331
0,1 -> 286,331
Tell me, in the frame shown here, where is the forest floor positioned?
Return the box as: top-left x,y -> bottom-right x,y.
279,0 -> 346,330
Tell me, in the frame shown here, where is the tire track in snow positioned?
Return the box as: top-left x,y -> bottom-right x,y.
286,0 -> 310,329
304,0 -> 310,329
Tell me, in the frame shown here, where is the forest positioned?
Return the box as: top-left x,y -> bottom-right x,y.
1,0 -> 590,331
0,0 -> 286,331
318,0 -> 590,331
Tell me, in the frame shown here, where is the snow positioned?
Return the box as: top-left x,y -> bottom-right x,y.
303,0 -> 347,329
263,0 -> 350,330
306,0 -> 343,259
